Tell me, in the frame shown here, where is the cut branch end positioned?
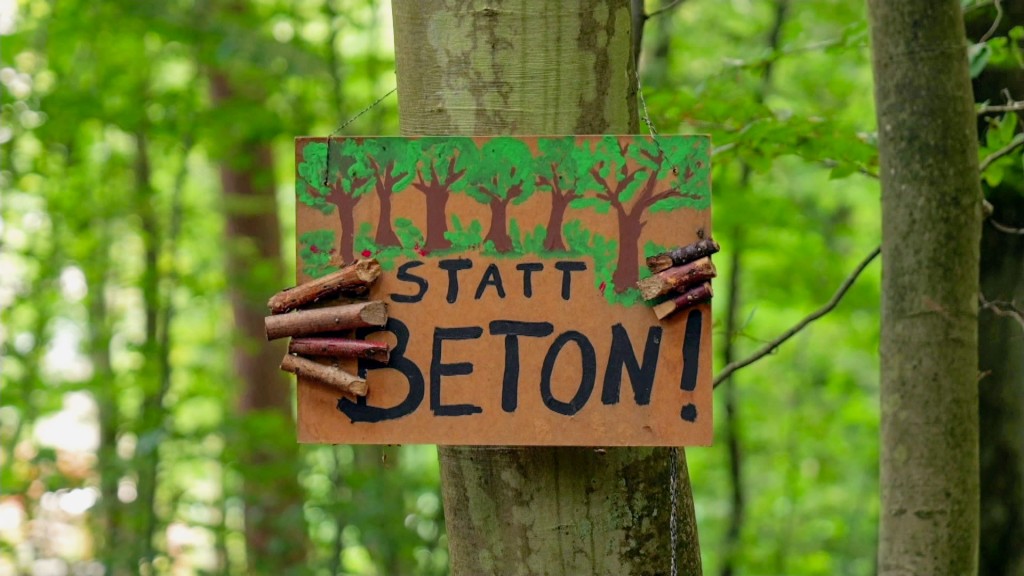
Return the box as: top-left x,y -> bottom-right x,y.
280,353 -> 368,397
638,257 -> 717,301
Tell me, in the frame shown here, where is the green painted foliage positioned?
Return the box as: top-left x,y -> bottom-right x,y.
299,229 -> 338,278
445,215 -> 484,249
582,137 -> 650,202
411,137 -> 478,190
297,142 -> 333,214
296,140 -> 376,214
365,138 -> 416,190
327,139 -> 377,198
354,222 -> 377,255
535,137 -> 588,191
563,219 -> 623,302
465,137 -> 535,204
509,218 -> 547,254
394,217 -> 425,250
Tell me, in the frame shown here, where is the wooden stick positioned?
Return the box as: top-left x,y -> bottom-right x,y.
653,282 -> 714,320
280,353 -> 367,397
288,338 -> 391,363
637,257 -> 717,301
267,259 -> 382,314
646,239 -> 721,273
265,301 -> 388,340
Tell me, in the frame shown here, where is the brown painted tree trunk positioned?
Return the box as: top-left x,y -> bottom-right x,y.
393,2 -> 702,573
422,185 -> 452,251
966,6 -> 1024,572
375,173 -> 401,246
543,188 -> 571,252
485,197 -> 512,252
209,72 -> 307,570
868,1 -> 982,573
329,190 -> 359,264
612,207 -> 643,292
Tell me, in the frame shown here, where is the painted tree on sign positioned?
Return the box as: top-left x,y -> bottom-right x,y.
535,136 -> 587,252
364,138 -> 415,246
577,136 -> 710,291
297,140 -> 374,264
465,137 -> 536,253
410,137 -> 477,251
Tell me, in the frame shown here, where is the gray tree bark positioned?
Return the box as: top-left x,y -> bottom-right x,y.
391,1 -> 701,574
868,1 -> 982,574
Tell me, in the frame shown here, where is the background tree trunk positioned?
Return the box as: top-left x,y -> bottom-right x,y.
210,72 -> 307,571
392,2 -> 701,574
978,173 -> 1024,576
86,221 -> 124,574
966,4 -> 1024,574
868,1 -> 982,574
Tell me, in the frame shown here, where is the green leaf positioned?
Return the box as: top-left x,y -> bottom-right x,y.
984,163 -> 1005,187
969,42 -> 991,78
829,163 -> 856,180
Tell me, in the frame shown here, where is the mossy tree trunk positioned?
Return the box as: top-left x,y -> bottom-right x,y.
867,1 -> 982,573
391,1 -> 701,574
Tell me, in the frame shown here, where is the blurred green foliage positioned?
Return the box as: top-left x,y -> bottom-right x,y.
1,0 -> 1018,574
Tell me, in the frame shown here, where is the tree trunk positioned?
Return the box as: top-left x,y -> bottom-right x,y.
612,207 -> 643,293
210,72 -> 307,571
87,221 -> 124,574
375,173 -> 401,246
485,198 -> 512,252
867,2 -> 982,574
978,188 -> 1024,576
131,129 -> 163,567
543,189 -> 570,252
392,2 -> 702,574
718,229 -> 745,576
422,185 -> 452,251
330,191 -> 359,264
966,6 -> 1024,572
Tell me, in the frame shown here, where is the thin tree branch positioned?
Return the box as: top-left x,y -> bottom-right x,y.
977,101 -> 1024,114
712,142 -> 737,156
820,159 -> 879,179
989,217 -> 1024,235
979,132 -> 1024,173
713,245 -> 881,388
964,0 -> 996,14
646,0 -> 687,19
979,0 -> 1003,43
979,293 -> 1024,331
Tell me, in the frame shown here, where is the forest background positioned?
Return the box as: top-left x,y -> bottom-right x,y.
2,0 -> 1022,575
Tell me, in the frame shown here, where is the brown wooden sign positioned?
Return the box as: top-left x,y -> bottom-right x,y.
293,135 -> 713,446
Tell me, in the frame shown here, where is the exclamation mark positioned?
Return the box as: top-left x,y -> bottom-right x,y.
680,309 -> 702,422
